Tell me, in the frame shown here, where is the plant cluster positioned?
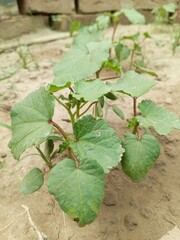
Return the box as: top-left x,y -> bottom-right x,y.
152,2 -> 177,24
1,8 -> 180,227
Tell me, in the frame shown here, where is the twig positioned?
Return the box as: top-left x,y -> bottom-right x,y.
21,205 -> 48,240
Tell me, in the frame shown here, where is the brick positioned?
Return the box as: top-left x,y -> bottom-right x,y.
0,15 -> 48,39
134,0 -> 179,10
77,0 -> 121,13
17,0 -> 73,14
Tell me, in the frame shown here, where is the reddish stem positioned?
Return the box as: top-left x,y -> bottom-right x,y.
133,97 -> 137,117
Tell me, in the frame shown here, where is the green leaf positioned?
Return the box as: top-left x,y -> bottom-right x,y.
121,8 -> 146,24
121,134 -> 160,181
73,79 -> 110,102
47,158 -> 105,227
115,43 -> 131,61
133,63 -> 158,77
74,26 -> 100,45
47,135 -> 63,141
9,88 -> 55,160
70,115 -> 124,173
44,139 -> 54,159
109,71 -> 157,98
20,168 -> 44,195
136,100 -> 180,135
163,3 -> 176,13
0,122 -> 11,130
48,74 -> 75,93
103,59 -> 122,73
112,105 -> 125,120
54,41 -> 111,83
122,33 -> 140,41
105,92 -> 117,100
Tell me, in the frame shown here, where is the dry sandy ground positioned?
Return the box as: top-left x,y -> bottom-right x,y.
0,24 -> 180,240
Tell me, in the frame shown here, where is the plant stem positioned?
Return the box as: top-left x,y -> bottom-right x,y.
101,75 -> 121,81
69,86 -> 74,92
133,97 -> 137,117
110,22 -> 118,58
132,97 -> 140,138
111,23 -> 118,42
53,95 -> 75,124
53,95 -> 68,110
36,147 -> 52,169
76,102 -> 80,120
129,46 -> 135,70
49,120 -> 68,141
79,102 -> 96,117
68,149 -> 79,169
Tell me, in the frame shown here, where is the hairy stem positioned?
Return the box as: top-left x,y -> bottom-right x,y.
36,147 -> 52,169
50,120 -> 68,141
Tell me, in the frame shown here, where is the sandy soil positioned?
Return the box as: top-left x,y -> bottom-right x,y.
0,24 -> 180,240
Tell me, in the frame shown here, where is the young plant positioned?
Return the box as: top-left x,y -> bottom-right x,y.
152,2 -> 177,24
2,10 -> 180,228
17,45 -> 38,69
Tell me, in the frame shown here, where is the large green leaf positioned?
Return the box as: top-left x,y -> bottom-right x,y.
121,134 -> 160,181
121,8 -> 146,24
47,158 -> 105,227
73,79 -> 110,102
109,71 -> 157,98
70,115 -> 124,173
54,41 -> 111,83
136,100 -> 180,135
19,168 -> 44,195
9,88 -> 55,160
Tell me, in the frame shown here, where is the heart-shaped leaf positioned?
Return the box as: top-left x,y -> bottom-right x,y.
73,79 -> 110,102
115,43 -> 130,61
47,158 -> 105,227
9,88 -> 55,160
54,41 -> 111,83
20,168 -> 44,195
136,100 -> 180,135
121,134 -> 160,181
109,71 -> 157,98
70,115 -> 124,173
